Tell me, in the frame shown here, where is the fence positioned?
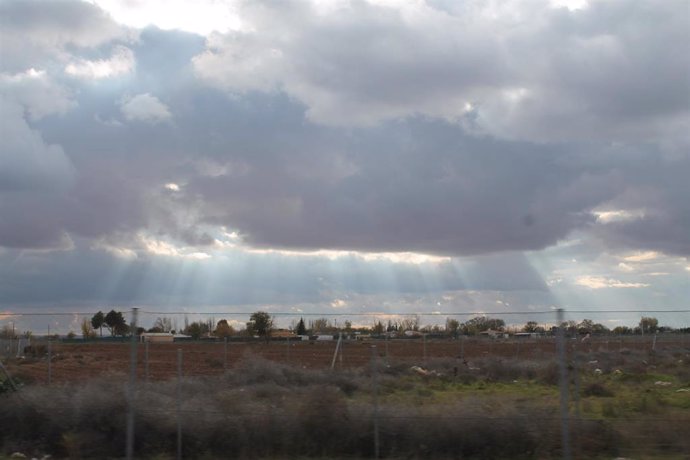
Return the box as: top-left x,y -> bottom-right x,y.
2,308 -> 690,459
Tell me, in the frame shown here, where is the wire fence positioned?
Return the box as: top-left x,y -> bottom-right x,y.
2,308 -> 690,459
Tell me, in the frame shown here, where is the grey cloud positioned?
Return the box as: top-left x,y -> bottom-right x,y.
0,99 -> 76,249
0,0 -> 131,72
1,5 -> 687,263
0,238 -> 546,308
194,0 -> 689,143
0,70 -> 75,120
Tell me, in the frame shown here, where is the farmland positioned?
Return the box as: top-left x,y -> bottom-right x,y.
2,336 -> 690,459
4,335 -> 686,384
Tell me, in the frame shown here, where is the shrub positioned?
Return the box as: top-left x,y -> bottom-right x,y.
583,382 -> 614,397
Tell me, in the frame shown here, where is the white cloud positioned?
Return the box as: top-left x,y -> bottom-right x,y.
93,0 -> 243,36
593,209 -> 646,224
65,46 -> 134,79
575,276 -> 649,289
622,251 -> 661,263
120,93 -> 172,123
0,68 -> 75,120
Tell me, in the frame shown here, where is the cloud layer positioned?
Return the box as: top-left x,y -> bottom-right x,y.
0,0 -> 687,316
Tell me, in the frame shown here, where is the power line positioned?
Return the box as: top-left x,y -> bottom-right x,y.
3,308 -> 689,317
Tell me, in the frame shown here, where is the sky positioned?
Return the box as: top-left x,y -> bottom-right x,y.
1,0 -> 689,333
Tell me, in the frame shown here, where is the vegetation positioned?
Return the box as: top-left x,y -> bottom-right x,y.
90,311 -> 105,337
247,311 -> 274,342
296,317 -> 307,335
1,347 -> 688,459
104,310 -> 128,336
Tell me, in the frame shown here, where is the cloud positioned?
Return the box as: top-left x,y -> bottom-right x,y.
194,0 -> 689,143
574,276 -> 649,289
0,0 -> 131,72
0,69 -> 75,120
120,93 -> 172,123
92,0 -> 243,36
0,1 -> 686,319
65,45 -> 135,79
0,99 -> 76,249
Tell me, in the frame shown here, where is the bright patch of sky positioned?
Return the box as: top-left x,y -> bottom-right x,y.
92,0 -> 244,35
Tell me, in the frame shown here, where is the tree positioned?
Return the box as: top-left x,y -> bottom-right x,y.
445,318 -> 460,337
371,321 -> 384,335
296,317 -> 307,335
522,321 -> 543,333
185,322 -> 206,340
639,317 -> 659,335
612,326 -> 632,335
578,319 -> 595,335
81,318 -> 97,339
214,319 -> 234,338
104,310 -> 127,336
153,317 -> 173,333
591,323 -> 610,335
399,315 -> 420,332
461,316 -> 505,335
248,311 -> 273,342
310,318 -> 332,333
91,311 -> 105,337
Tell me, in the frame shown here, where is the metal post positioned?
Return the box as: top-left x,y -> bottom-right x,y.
177,348 -> 183,460
331,333 -> 343,370
47,337 -> 52,385
371,345 -> 380,459
515,339 -> 521,360
460,335 -> 464,359
423,334 -> 427,364
286,336 -> 290,363
385,333 -> 389,361
556,308 -> 572,460
126,308 -> 139,460
0,360 -> 18,392
145,340 -> 150,382
652,333 -> 657,352
224,337 -> 228,372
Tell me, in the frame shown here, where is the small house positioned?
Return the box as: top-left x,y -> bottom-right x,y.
140,332 -> 174,343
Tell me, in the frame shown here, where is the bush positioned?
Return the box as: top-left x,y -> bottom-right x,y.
583,382 -> 614,397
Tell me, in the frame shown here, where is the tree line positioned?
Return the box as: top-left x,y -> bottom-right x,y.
65,311 -> 680,341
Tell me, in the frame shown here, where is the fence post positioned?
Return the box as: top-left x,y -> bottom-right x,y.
556,308 -> 572,460
0,360 -> 17,392
515,339 -> 521,360
385,333 -> 389,361
224,337 -> 228,373
47,337 -> 52,385
371,345 -> 380,459
145,340 -> 150,382
286,336 -> 290,363
177,348 -> 183,460
126,307 -> 139,460
423,334 -> 427,364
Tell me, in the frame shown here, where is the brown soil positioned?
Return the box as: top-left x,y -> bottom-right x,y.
5,335 -> 680,384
